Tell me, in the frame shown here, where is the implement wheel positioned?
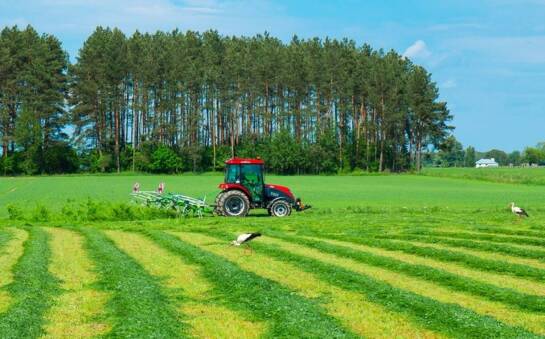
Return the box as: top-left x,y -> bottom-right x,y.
270,199 -> 291,217
217,190 -> 250,217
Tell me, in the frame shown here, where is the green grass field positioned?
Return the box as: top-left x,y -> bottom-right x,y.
422,167 -> 545,186
1,170 -> 545,338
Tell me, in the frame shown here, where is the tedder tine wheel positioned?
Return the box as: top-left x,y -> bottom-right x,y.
270,199 -> 291,217
217,190 -> 250,217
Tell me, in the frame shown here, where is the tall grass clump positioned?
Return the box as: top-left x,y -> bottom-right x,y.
4,199 -> 177,223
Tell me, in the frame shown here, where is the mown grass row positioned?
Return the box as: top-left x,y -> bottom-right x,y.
0,228 -> 13,249
176,231 -> 441,339
105,230 -> 266,339
143,230 -> 358,338
328,232 -> 545,281
0,227 -> 59,338
470,226 -> 545,239
408,230 -> 545,248
79,228 -> 184,338
198,230 -> 538,338
269,232 -> 545,313
385,233 -> 545,262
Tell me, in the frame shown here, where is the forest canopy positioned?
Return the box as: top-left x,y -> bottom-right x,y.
0,25 -> 454,174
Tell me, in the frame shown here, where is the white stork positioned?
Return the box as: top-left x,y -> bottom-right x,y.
157,182 -> 165,194
510,202 -> 529,218
231,232 -> 262,252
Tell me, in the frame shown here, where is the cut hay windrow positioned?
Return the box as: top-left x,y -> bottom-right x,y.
144,230 -> 358,339
105,230 -> 265,339
270,233 -> 545,313
43,227 -> 109,338
0,227 -> 59,338
0,228 -> 27,314
79,228 -> 184,338
177,232 -> 441,339
384,233 -> 545,262
249,233 -> 545,337
305,236 -> 545,298
339,233 -> 545,281
397,239 -> 545,271
205,231 -> 542,338
0,228 -> 13,249
470,227 -> 545,239
410,230 -> 545,248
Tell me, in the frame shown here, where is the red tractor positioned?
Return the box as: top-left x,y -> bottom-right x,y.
214,157 -> 310,217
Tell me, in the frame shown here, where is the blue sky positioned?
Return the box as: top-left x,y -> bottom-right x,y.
1,0 -> 544,152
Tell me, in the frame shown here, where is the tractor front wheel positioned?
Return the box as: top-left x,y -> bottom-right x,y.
269,199 -> 291,217
217,190 -> 250,217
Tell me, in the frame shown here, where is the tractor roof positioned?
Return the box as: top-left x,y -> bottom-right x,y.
225,157 -> 264,165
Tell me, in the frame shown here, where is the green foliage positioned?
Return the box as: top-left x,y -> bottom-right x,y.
32,204 -> 50,222
6,204 -> 23,220
437,136 -> 464,167
149,146 -> 183,173
7,198 -> 177,222
523,145 -> 545,165
19,25 -> 545,174
464,146 -> 476,167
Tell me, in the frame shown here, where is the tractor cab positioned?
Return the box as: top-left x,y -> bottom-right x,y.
215,157 -> 310,217
224,158 -> 264,203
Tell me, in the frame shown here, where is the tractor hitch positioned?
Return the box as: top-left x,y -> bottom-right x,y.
295,198 -> 311,212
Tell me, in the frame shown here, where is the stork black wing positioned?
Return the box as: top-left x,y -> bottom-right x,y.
245,232 -> 262,242
521,209 -> 529,217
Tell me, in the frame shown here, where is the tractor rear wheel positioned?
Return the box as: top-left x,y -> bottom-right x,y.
214,192 -> 223,216
217,190 -> 250,217
270,199 -> 291,217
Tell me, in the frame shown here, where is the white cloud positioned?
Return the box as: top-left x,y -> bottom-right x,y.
403,40 -> 431,59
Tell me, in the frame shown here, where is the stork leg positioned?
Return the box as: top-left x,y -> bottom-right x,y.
244,244 -> 253,255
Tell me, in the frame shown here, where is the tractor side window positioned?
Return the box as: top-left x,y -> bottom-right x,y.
241,165 -> 263,185
225,165 -> 240,183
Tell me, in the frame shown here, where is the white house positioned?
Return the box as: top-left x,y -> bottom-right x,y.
475,158 -> 499,168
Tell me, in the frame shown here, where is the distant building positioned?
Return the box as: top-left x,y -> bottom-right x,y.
475,158 -> 499,168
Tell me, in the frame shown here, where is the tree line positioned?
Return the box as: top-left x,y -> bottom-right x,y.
1,25 -> 453,174
425,136 -> 545,167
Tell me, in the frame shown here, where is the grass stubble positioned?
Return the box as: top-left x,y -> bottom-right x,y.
42,227 -> 109,338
